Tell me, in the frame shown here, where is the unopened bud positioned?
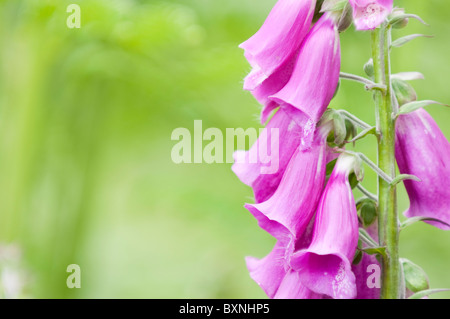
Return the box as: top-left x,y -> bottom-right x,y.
344,118 -> 357,142
389,8 -> 409,29
358,199 -> 378,227
338,3 -> 353,32
364,58 -> 374,78
392,78 -> 417,106
400,258 -> 430,293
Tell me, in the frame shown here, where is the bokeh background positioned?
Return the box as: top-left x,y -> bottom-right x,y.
0,0 -> 448,298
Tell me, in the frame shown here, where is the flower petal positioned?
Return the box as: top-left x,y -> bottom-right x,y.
395,108 -> 450,230
232,109 -> 303,203
240,0 -> 317,90
245,126 -> 330,240
269,13 -> 340,148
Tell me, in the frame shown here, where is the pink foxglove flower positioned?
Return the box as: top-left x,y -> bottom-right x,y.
254,52 -> 298,124
395,108 -> 450,230
290,154 -> 359,299
244,124 -> 331,241
349,0 -> 393,30
232,109 -> 303,203
246,221 -> 324,299
240,0 -> 316,91
270,13 -> 340,148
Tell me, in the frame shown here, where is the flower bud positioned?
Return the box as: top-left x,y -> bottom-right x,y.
392,78 -> 417,106
357,198 -> 378,227
338,3 -> 353,32
364,58 -> 374,78
389,8 -> 409,29
400,258 -> 430,293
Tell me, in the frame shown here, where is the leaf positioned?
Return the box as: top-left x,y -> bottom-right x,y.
360,246 -> 386,257
357,152 -> 393,184
360,200 -> 378,227
390,174 -> 421,187
388,13 -> 428,26
320,0 -> 347,12
398,100 -> 449,116
391,72 -> 425,81
408,289 -> 450,299
391,34 -> 433,48
358,228 -> 378,247
400,217 -> 450,231
347,126 -> 376,143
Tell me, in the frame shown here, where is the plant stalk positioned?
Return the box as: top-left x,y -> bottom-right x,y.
371,24 -> 401,299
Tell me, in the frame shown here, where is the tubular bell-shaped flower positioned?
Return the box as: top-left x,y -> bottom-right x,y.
290,154 -> 359,299
244,123 -> 332,241
254,52 -> 298,124
349,0 -> 393,30
270,13 -> 341,148
395,108 -> 450,230
245,220 -> 324,299
232,109 -> 303,203
240,0 -> 316,91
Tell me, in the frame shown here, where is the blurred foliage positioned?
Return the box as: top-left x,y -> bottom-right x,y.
0,0 -> 448,298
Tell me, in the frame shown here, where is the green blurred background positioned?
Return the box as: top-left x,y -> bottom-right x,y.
0,0 -> 448,298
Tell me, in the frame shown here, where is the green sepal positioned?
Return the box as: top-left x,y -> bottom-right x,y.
398,100 -> 449,116
388,13 -> 428,27
337,2 -> 352,32
344,118 -> 357,143
391,34 -> 433,48
357,199 -> 378,227
390,174 -> 421,187
358,228 -> 378,248
360,246 -> 386,258
347,126 -> 376,144
320,0 -> 348,12
349,172 -> 359,189
391,72 -> 424,81
400,258 -> 430,293
400,216 -> 450,231
388,8 -> 409,29
408,289 -> 450,299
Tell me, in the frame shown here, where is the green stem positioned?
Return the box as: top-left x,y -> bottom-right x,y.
371,25 -> 401,299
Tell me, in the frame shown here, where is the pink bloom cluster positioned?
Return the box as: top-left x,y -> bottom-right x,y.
234,0 -> 361,299
233,0 -> 449,299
